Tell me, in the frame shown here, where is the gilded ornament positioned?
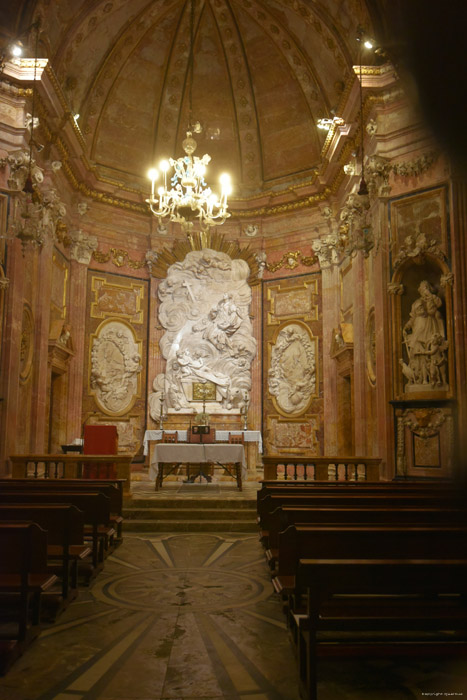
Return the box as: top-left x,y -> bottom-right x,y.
266,251 -> 318,273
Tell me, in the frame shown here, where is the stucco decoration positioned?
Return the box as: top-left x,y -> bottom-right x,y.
20,303 -> 34,382
365,154 -> 391,197
149,249 -> 256,416
90,320 -> 142,415
401,280 -> 449,392
70,230 -> 98,264
0,149 -> 44,190
312,233 -> 339,268
393,229 -> 446,269
268,323 -> 316,415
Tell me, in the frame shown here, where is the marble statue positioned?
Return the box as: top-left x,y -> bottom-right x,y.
401,280 -> 448,390
149,248 -> 257,417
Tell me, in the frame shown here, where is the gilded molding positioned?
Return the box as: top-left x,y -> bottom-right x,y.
266,251 -> 317,273
92,248 -> 146,269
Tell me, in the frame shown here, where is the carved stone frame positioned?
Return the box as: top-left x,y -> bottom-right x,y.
267,319 -> 318,418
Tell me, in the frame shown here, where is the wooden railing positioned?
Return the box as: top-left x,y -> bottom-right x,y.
8,454 -> 133,494
262,456 -> 381,481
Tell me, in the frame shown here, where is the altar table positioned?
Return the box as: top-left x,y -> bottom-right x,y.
149,443 -> 246,490
143,429 -> 262,479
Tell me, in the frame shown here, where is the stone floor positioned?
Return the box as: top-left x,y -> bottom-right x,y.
0,482 -> 466,699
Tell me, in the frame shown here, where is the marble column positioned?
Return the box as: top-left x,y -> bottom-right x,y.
0,238 -> 25,474
66,259 -> 88,442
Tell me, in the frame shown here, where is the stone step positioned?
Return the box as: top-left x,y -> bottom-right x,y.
124,498 -> 256,510
123,507 -> 256,521
123,519 -> 257,533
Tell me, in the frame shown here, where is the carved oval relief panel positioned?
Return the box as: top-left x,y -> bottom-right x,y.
268,322 -> 316,416
90,319 -> 142,416
20,303 -> 34,382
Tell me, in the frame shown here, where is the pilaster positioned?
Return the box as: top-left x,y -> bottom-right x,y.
450,178 -> 467,469
0,238 -> 25,473
30,238 -> 53,452
66,259 -> 88,442
352,253 -> 368,454
321,264 -> 340,453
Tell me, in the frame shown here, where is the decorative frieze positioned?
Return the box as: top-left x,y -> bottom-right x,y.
266,250 -> 317,273
92,248 -> 146,269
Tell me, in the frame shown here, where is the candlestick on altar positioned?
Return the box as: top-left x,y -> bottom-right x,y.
241,396 -> 249,431
159,391 -> 165,430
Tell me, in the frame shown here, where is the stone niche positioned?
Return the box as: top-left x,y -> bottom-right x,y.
149,248 -> 257,421
391,258 -> 454,402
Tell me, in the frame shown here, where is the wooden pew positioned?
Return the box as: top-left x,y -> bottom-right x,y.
295,558 -> 467,700
0,491 -> 113,573
0,479 -> 124,542
262,505 -> 466,567
0,523 -> 58,675
257,490 -> 462,530
273,524 -> 467,597
257,480 -> 458,507
0,504 -> 91,604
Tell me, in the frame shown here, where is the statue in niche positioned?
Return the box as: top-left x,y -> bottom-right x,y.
149,248 -> 256,418
401,280 -> 448,390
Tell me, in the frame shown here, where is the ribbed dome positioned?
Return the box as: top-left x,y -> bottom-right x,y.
2,0 -> 375,198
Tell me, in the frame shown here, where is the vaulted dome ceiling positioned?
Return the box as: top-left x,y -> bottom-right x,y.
2,0 -> 378,204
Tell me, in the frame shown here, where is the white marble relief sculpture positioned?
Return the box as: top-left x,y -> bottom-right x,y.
90,321 -> 142,414
401,280 -> 449,392
149,248 -> 257,417
268,323 -> 316,415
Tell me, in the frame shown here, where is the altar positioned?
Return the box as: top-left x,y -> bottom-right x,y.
143,429 -> 262,481
149,443 -> 246,490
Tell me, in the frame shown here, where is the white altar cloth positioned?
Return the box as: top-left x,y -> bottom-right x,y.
143,429 -> 262,455
149,443 -> 246,480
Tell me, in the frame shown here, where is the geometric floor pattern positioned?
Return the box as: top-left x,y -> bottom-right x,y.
0,532 -> 466,700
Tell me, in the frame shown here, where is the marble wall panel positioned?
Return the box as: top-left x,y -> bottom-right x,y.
263,273 -> 323,455
84,270 -> 148,455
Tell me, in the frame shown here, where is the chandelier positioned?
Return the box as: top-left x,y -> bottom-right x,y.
146,131 -> 231,233
146,0 -> 231,233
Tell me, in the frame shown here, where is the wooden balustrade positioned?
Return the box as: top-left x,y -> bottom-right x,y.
262,455 -> 381,481
8,455 -> 133,494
